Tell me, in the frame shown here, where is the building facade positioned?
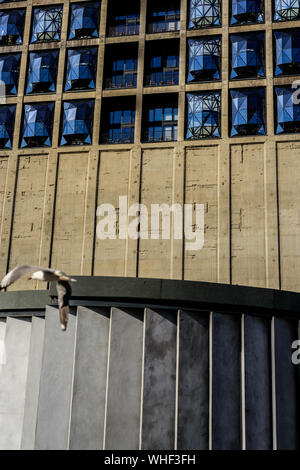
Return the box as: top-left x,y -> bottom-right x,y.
0,0 -> 299,292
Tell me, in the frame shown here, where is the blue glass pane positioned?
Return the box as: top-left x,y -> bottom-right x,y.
0,53 -> 21,95
69,2 -> 100,40
20,103 -> 55,148
230,88 -> 266,136
188,37 -> 221,82
230,0 -> 264,25
275,86 -> 300,134
230,33 -> 265,79
0,9 -> 25,45
60,100 -> 94,146
186,92 -> 221,139
274,30 -> 300,76
31,6 -> 63,43
26,50 -> 59,94
274,0 -> 300,21
0,105 -> 15,148
188,0 -> 221,29
65,47 -> 98,91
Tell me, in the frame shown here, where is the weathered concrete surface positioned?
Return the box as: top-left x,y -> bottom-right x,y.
69,307 -> 110,450
0,317 -> 31,450
21,316 -> 45,450
177,310 -> 209,450
105,308 -> 144,450
35,306 -> 76,450
212,312 -> 241,450
142,308 -> 177,450
244,315 -> 272,450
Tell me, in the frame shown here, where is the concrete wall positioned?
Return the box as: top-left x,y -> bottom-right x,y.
0,0 -> 299,292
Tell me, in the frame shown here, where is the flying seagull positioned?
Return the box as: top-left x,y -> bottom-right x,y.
0,265 -> 76,331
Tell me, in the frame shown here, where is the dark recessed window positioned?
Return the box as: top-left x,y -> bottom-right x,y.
143,95 -> 178,142
68,2 -> 101,40
104,44 -> 138,89
107,0 -> 140,37
20,103 -> 55,148
186,91 -> 221,139
230,32 -> 265,80
145,40 -> 179,86
147,0 -> 180,33
188,0 -> 221,29
31,6 -> 63,43
230,88 -> 266,136
100,98 -> 136,144
26,50 -> 59,94
187,37 -> 221,82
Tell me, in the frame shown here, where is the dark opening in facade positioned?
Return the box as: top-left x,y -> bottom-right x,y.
147,0 -> 181,33
100,97 -> 136,144
104,43 -> 138,89
107,0 -> 140,37
144,39 -> 179,87
142,94 -> 178,142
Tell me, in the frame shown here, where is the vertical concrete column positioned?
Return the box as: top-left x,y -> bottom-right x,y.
105,307 -> 144,450
21,316 -> 45,450
69,307 -> 110,450
141,308 -> 177,450
0,317 -> 32,450
35,306 -> 76,450
93,0 -> 107,144
135,0 -> 147,143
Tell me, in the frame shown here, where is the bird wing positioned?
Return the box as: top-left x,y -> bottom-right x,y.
56,280 -> 72,331
0,265 -> 56,290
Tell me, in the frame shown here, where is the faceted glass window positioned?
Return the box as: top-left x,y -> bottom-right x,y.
275,86 -> 300,134
69,2 -> 100,40
0,9 -> 25,45
230,0 -> 264,25
0,53 -> 21,95
60,100 -> 94,146
230,88 -> 266,136
31,6 -> 63,43
0,105 -> 16,149
188,0 -> 221,29
186,92 -> 221,139
187,37 -> 221,82
65,48 -> 98,92
230,33 -> 265,79
274,0 -> 300,21
20,103 -> 55,148
26,50 -> 59,94
274,30 -> 300,76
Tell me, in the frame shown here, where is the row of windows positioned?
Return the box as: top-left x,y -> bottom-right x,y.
0,0 -> 299,48
0,29 -> 299,98
0,87 -> 298,149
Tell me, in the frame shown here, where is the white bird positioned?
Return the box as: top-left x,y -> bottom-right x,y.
0,265 -> 77,331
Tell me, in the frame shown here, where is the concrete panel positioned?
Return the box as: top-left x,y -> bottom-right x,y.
94,150 -> 131,276
212,312 -> 241,450
0,317 -> 31,450
8,155 -> 48,291
105,308 -> 144,450
177,310 -> 209,450
35,306 -> 76,450
0,319 -> 5,367
274,317 -> 300,450
69,307 -> 110,450
0,157 -> 8,249
244,315 -> 272,450
51,152 -> 89,275
142,308 -> 177,450
184,146 -> 218,283
21,316 -> 45,450
277,142 -> 300,292
138,148 -> 174,279
231,144 -> 266,288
